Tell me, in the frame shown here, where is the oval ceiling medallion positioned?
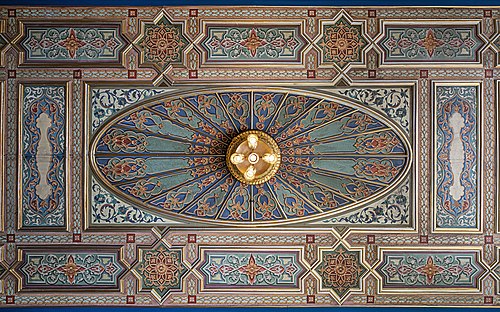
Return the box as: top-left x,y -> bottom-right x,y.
90,88 -> 412,226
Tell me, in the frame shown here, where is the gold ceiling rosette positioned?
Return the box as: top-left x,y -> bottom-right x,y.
226,130 -> 281,185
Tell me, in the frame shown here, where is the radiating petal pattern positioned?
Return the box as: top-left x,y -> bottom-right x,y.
91,88 -> 411,225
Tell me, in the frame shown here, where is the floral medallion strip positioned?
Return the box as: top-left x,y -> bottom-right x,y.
21,85 -> 66,228
376,250 -> 485,290
379,25 -> 484,63
20,24 -> 126,64
434,85 -> 479,230
201,26 -> 306,63
199,250 -> 305,289
18,249 -> 124,289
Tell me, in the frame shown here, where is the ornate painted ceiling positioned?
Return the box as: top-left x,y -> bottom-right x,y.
0,4 -> 498,308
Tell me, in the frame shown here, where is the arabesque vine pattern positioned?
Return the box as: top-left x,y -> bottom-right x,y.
91,89 -> 410,226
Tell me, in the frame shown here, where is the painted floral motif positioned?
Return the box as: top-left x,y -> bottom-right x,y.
321,178 -> 410,225
101,158 -> 147,181
189,94 -> 238,136
91,88 -> 168,132
354,132 -> 404,154
418,29 -> 443,57
354,159 -> 402,183
91,89 -> 410,225
340,112 -> 376,134
222,182 -> 249,221
253,184 -> 280,220
436,86 -> 477,228
380,26 -> 483,62
337,88 -> 410,133
137,17 -> 187,70
320,18 -> 366,68
253,92 -> 282,130
377,252 -> 483,288
59,29 -> 86,58
99,129 -> 148,153
133,244 -> 187,301
213,92 -> 250,131
316,245 -> 366,298
203,26 -> 305,62
91,177 -> 167,224
20,251 -> 123,288
201,251 -> 303,288
22,86 -> 66,228
21,26 -> 124,61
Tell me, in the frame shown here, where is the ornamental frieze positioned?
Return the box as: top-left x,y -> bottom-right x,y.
0,5 -> 497,308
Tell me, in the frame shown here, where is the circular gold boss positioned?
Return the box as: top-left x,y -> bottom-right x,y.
226,130 -> 281,185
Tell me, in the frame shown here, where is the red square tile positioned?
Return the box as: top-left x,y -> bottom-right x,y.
189,70 -> 198,79
73,70 -> 82,79
7,70 -> 16,79
484,10 -> 492,18
485,69 -> 493,78
368,70 -> 376,78
8,9 -> 16,18
420,70 -> 428,78
368,10 -> 376,18
127,234 -> 136,243
420,235 -> 428,244
307,70 -> 316,79
126,295 -> 135,304
6,296 -> 14,304
128,9 -> 137,17
188,295 -> 196,303
484,296 -> 493,304
367,296 -> 374,303
7,234 -> 15,243
189,9 -> 198,17
485,235 -> 493,244
188,234 -> 197,243
307,295 -> 315,303
128,70 -> 137,79
308,10 -> 316,17
367,235 -> 375,244
306,234 -> 315,244
73,233 -> 82,243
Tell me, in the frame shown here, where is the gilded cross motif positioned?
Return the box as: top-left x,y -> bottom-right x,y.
316,245 -> 367,299
320,18 -> 366,68
136,16 -> 187,71
133,244 -> 187,302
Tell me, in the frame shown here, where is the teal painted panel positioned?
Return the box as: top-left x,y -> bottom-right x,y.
199,250 -> 304,288
380,25 -> 484,63
377,250 -> 484,289
19,249 -> 124,289
21,25 -> 126,63
202,26 -> 306,63
21,85 -> 66,228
